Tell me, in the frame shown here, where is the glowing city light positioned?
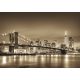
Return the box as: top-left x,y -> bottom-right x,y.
65,30 -> 68,36
2,41 -> 6,44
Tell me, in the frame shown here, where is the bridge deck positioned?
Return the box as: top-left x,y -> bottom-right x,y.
0,43 -> 62,50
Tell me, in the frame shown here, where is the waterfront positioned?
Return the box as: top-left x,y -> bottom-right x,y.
0,53 -> 80,68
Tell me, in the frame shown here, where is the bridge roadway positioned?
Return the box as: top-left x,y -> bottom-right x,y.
0,43 -> 68,55
0,43 -> 62,50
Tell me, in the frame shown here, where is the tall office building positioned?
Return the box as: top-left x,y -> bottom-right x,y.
64,31 -> 69,47
69,37 -> 74,48
44,40 -> 48,47
51,42 -> 56,48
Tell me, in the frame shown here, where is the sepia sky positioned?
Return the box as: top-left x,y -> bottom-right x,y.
0,12 -> 80,42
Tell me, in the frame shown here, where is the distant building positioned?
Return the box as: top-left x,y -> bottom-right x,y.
43,40 -> 48,47
47,43 -> 51,47
30,41 -> 34,46
69,37 -> 74,48
64,31 -> 69,47
35,39 -> 41,46
51,42 -> 56,48
60,44 -> 66,49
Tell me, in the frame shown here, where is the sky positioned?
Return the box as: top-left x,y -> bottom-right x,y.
0,12 -> 80,43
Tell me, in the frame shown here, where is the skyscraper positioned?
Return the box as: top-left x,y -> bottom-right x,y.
69,37 -> 74,48
64,31 -> 69,47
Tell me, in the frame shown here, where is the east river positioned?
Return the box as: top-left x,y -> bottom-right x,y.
0,53 -> 80,68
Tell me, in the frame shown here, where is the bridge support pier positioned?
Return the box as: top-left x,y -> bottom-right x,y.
9,46 -> 14,53
9,32 -> 18,53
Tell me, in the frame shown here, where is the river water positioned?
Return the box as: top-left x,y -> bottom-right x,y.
0,53 -> 80,68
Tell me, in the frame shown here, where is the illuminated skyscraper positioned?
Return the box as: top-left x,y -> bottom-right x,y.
69,37 -> 74,48
64,31 -> 69,47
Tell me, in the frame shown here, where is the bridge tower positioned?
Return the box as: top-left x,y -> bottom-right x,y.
14,32 -> 18,49
9,32 -> 18,53
9,32 -> 14,53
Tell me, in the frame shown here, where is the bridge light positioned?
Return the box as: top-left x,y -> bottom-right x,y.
2,41 -> 6,44
2,33 -> 7,36
3,47 -> 9,53
55,55 -> 58,57
23,39 -> 26,42
4,33 -> 7,36
2,34 -> 5,36
12,30 -> 15,33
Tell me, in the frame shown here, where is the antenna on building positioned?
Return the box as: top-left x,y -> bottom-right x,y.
65,30 -> 68,36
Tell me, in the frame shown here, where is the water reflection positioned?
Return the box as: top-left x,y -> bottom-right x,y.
63,55 -> 69,67
0,54 -> 80,68
2,56 -> 7,64
13,55 -> 16,62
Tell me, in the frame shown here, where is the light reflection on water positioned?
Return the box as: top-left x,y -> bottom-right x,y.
0,54 -> 80,68
64,55 -> 69,67
2,56 -> 7,64
13,55 -> 16,62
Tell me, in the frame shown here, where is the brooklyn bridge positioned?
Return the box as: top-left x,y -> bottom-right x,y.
0,31 -> 68,55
